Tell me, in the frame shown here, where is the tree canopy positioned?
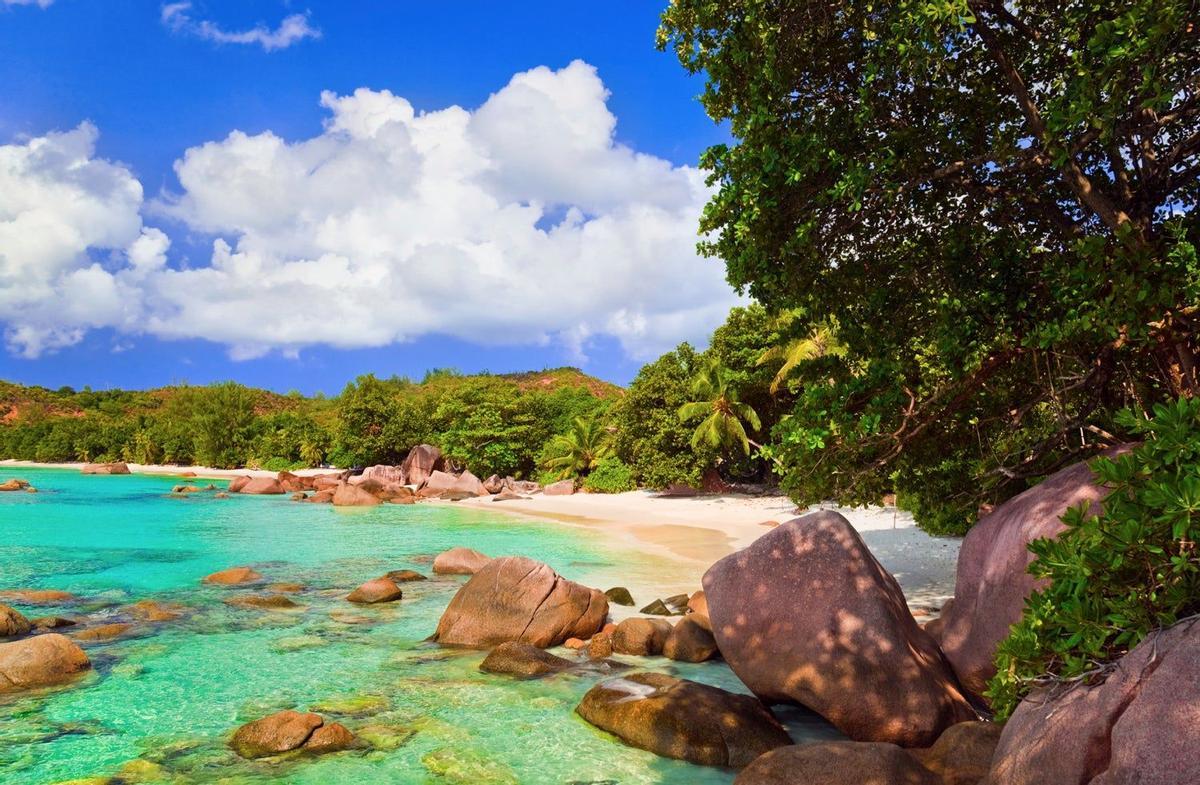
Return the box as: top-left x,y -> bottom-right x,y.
659,0 -> 1200,532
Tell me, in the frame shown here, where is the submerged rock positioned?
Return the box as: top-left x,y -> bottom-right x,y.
703,511 -> 974,747
73,623 -> 133,642
421,747 -> 518,785
432,556 -> 607,648
0,633 -> 91,693
734,741 -> 939,785
0,478 -> 31,491
0,603 -> 31,637
385,569 -> 427,583
224,594 -> 301,611
229,710 -> 323,758
479,642 -> 574,678
125,600 -> 184,623
201,566 -> 263,586
346,577 -> 403,604
576,672 -> 791,768
432,547 -> 491,575
0,589 -> 78,604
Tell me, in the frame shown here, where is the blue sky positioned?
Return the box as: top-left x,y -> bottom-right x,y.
0,1 -> 734,393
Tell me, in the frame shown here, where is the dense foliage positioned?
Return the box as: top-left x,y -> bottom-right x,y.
0,368 -> 617,476
988,399 -> 1200,718
582,457 -> 638,494
659,0 -> 1200,533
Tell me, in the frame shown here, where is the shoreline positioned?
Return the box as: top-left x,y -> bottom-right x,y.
2,459 -> 960,610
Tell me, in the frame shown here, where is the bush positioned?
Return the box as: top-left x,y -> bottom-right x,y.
259,456 -> 305,472
987,399 -> 1200,719
582,457 -> 637,494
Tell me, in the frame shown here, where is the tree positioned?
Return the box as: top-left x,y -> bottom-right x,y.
659,0 -> 1200,533
757,314 -> 844,395
678,360 -> 763,455
541,416 -> 612,480
188,383 -> 256,468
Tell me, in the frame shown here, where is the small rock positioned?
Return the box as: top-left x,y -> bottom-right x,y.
31,615 -> 77,630
290,491 -> 307,501
0,603 -> 32,637
384,569 -> 427,583
73,623 -> 133,641
0,589 -> 77,604
564,637 -> 587,650
346,577 -> 403,604
612,618 -> 673,656
604,587 -> 635,606
229,710 -> 323,759
126,599 -> 184,622
201,566 -> 263,586
638,599 -> 676,616
663,593 -> 691,612
588,631 -> 615,659
662,616 -> 718,662
479,642 -> 574,678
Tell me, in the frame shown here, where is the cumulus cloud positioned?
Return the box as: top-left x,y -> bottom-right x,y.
0,61 -> 741,361
161,3 -> 320,52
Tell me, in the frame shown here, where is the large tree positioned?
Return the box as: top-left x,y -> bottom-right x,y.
660,0 -> 1200,532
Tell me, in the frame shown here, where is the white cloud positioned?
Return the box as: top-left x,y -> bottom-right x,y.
161,3 -> 320,52
2,0 -> 54,7
0,61 -> 741,361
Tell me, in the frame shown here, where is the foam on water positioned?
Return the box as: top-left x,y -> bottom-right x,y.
0,468 -> 782,784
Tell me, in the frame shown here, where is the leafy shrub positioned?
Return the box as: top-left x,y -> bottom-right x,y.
582,457 -> 637,494
988,399 -> 1200,719
259,456 -> 306,472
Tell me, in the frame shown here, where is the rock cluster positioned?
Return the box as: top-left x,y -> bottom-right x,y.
81,462 -> 130,475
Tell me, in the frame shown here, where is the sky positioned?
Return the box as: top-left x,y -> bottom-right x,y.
0,0 -> 737,394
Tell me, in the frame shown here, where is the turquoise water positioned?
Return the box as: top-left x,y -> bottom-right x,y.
0,468 -> 774,785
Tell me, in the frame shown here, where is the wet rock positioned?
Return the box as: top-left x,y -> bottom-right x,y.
987,617 -> 1200,785
357,723 -> 416,752
576,672 -> 791,768
936,451 -> 1130,696
910,721 -> 1000,785
228,476 -> 251,493
543,479 -> 575,496
269,635 -> 328,653
0,633 -> 91,693
432,547 -> 491,575
225,594 -> 301,611
0,603 -> 31,637
311,694 -> 390,717
385,569 -> 427,583
73,623 -> 133,641
432,556 -> 608,648
0,589 -> 78,604
346,577 -> 403,604
125,600 -> 184,623
612,618 -> 673,656
638,598 -> 677,616
31,616 -> 77,630
604,587 -> 635,606
734,741 -> 939,785
201,566 -> 263,586
229,710 -> 323,759
0,478 -> 31,491
214,491 -> 229,499
332,481 -> 382,506
303,722 -> 355,753
421,746 -> 518,785
703,511 -> 974,747
237,477 -> 285,495
81,462 -> 130,475
663,616 -> 718,663
402,444 -> 445,486
266,582 -> 305,593
305,489 -> 335,504
479,641 -> 575,678
588,630 -> 615,659
564,637 -> 587,650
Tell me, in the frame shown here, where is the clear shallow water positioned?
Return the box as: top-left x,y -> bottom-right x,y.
0,468 -> 785,785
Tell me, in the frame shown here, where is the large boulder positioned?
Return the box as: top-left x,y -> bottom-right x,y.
483,474 -> 505,494
227,475 -> 252,493
418,470 -> 459,499
229,710 -> 353,758
359,464 -> 407,485
452,470 -> 487,498
418,470 -> 486,500
703,511 -> 974,747
986,617 -> 1200,785
432,547 -> 491,575
276,471 -> 312,493
936,452 -> 1128,696
432,556 -> 608,648
576,672 -> 791,768
1,604 -> 32,637
237,477 -> 285,495
734,741 -> 939,785
332,482 -> 382,507
81,462 -> 130,475
0,633 -> 91,693
402,444 -> 444,486
312,474 -> 343,491
543,479 -> 575,496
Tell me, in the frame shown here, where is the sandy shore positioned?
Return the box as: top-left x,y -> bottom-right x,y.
454,491 -> 961,610
0,459 -> 334,480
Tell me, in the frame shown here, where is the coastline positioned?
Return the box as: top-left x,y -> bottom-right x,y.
1,459 -> 960,609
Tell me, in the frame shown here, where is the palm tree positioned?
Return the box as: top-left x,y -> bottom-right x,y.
542,416 -> 611,480
757,313 -> 843,394
678,360 -> 762,455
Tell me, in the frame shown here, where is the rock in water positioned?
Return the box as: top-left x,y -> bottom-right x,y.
936,451 -> 1128,695
663,616 -> 718,662
575,672 -> 791,768
0,633 -> 91,693
332,482 -> 382,507
479,642 -> 574,677
612,618 -> 673,656
385,569 -> 427,583
303,722 -> 356,753
81,462 -> 130,475
432,547 -> 491,575
0,604 -> 31,637
703,511 -> 974,747
987,617 -> 1200,785
734,741 -> 939,785
432,556 -> 607,648
402,444 -> 444,486
346,577 -> 403,604
230,710 -> 323,758
202,566 -> 263,585
237,477 -> 285,495
604,586 -> 635,606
